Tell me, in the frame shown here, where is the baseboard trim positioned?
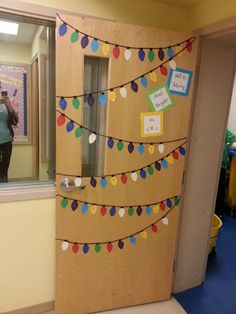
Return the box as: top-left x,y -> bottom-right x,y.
1,301 -> 54,314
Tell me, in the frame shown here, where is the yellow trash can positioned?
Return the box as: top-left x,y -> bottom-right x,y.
209,214 -> 222,254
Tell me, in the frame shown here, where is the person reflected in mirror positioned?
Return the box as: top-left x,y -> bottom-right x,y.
0,89 -> 18,183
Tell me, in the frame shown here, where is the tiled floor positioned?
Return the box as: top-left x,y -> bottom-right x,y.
44,297 -> 186,314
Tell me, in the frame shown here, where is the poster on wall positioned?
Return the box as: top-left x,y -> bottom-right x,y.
140,112 -> 164,138
145,83 -> 175,112
0,63 -> 30,143
167,67 -> 192,96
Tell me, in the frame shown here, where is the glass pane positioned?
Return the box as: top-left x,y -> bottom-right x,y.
0,13 -> 55,184
82,56 -> 108,177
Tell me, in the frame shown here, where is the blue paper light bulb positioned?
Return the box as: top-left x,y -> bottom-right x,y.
161,159 -> 168,169
140,169 -> 146,179
167,47 -> 174,59
99,93 -> 107,106
66,121 -> 74,132
138,143 -> 145,154
59,23 -> 67,36
140,76 -> 148,88
83,244 -> 89,254
110,206 -> 116,217
107,137 -> 114,149
129,236 -> 136,245
166,199 -> 172,208
91,39 -> 99,52
81,203 -> 88,214
138,49 -> 145,61
179,146 -> 186,155
59,98 -> 67,111
100,177 -> 107,188
146,205 -> 152,215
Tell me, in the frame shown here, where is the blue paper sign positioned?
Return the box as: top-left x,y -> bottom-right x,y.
167,67 -> 192,96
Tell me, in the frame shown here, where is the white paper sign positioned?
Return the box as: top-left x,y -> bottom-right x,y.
146,84 -> 175,112
140,112 -> 163,137
167,68 -> 192,96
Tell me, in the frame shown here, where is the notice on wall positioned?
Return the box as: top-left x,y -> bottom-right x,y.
0,63 -> 30,143
146,84 -> 175,112
167,67 -> 192,96
140,112 -> 163,138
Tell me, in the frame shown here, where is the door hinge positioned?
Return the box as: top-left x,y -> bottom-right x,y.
173,259 -> 176,273
182,170 -> 185,186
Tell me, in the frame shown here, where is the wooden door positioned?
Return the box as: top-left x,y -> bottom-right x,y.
56,13 -> 198,314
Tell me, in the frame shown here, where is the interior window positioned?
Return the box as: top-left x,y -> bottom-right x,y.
82,56 -> 108,177
0,13 -> 55,184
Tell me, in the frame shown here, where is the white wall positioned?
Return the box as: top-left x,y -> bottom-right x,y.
228,74 -> 236,134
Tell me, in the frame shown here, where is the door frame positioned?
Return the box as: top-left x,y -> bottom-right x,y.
2,0 -> 236,296
174,18 -> 236,292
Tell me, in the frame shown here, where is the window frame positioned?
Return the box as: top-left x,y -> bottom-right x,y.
0,1 -> 57,202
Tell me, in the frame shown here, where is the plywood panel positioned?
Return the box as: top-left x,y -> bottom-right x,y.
56,14 -> 198,314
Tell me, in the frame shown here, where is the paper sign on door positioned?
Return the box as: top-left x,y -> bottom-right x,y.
146,83 -> 175,112
140,112 -> 164,138
167,67 -> 192,96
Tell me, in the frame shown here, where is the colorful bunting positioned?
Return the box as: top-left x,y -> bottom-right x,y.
57,13 -> 195,63
56,195 -> 181,254
56,109 -> 187,154
56,142 -> 187,188
56,34 -> 196,105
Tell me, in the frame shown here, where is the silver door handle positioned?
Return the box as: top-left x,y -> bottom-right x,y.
60,178 -> 86,192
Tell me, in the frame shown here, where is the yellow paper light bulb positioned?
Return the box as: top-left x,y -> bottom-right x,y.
149,72 -> 157,82
153,204 -> 159,214
148,145 -> 155,154
109,90 -> 117,102
141,230 -> 148,239
166,155 -> 174,164
175,45 -> 182,56
102,43 -> 110,56
90,205 -> 98,215
110,176 -> 118,186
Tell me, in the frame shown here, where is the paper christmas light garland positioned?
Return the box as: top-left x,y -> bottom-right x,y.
57,14 -> 194,63
57,109 -> 186,154
57,141 -> 186,188
56,37 -> 196,108
56,196 -> 181,254
58,194 -> 180,217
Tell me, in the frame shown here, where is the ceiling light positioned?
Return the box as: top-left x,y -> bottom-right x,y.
0,20 -> 19,35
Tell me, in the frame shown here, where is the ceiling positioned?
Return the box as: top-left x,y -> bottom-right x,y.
0,20 -> 37,44
154,0 -> 206,8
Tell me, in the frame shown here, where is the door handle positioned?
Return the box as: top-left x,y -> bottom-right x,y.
60,178 -> 86,192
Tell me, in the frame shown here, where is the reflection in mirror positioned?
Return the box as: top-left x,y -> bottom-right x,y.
82,56 -> 108,177
0,13 -> 55,184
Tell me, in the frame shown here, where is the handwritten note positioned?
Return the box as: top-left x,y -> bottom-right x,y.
167,68 -> 192,96
146,84 -> 175,112
140,112 -> 164,138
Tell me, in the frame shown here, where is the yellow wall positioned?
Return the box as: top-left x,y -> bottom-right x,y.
189,0 -> 236,31
2,0 -> 236,312
0,198 -> 55,313
19,0 -> 189,31
0,41 -> 31,64
16,0 -> 236,32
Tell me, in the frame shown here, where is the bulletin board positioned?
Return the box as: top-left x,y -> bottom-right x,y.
0,63 -> 31,143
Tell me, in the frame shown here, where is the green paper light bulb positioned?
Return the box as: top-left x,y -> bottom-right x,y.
117,140 -> 124,151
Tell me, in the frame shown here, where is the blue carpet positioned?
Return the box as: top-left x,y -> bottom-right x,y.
175,215 -> 236,314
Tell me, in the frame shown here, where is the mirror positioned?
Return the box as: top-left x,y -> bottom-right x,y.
0,13 -> 55,184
